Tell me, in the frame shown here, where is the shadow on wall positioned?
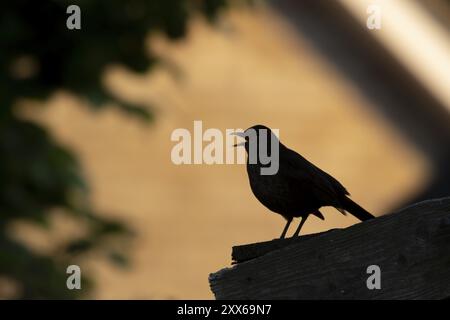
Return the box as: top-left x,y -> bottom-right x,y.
269,0 -> 450,207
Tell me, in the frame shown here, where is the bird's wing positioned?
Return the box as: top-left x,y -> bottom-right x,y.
283,148 -> 348,206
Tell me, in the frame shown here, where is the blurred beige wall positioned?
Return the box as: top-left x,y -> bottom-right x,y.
22,7 -> 428,299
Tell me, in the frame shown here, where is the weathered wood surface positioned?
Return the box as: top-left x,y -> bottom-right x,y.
209,197 -> 450,299
232,229 -> 339,264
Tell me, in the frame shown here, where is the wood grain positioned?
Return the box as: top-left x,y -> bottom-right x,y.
231,229 -> 339,264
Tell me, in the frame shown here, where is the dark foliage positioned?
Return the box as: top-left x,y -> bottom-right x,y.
0,0 -> 226,298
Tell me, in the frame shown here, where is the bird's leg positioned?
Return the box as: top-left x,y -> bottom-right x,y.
280,217 -> 293,239
293,216 -> 308,237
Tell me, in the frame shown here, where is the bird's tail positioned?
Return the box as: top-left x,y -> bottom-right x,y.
340,196 -> 375,221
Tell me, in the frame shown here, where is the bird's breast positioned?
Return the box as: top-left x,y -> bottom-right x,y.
247,164 -> 293,213
246,163 -> 319,217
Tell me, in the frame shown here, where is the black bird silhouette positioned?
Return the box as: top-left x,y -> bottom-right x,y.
233,125 -> 375,238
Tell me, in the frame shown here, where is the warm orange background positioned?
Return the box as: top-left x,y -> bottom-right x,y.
14,7 -> 428,299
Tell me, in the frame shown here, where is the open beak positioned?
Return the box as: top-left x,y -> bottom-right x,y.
230,131 -> 246,147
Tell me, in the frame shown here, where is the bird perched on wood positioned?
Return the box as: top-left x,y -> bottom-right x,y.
232,125 -> 375,239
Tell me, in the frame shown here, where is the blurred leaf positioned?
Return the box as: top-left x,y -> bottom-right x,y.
119,102 -> 153,122
0,0 -> 228,299
108,251 -> 130,268
65,239 -> 94,255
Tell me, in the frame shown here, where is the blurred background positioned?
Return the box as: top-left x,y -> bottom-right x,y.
0,0 -> 449,299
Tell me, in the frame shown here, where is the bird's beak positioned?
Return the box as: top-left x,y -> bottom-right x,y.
230,131 -> 246,147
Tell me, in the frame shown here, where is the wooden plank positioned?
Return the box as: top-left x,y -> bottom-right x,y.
209,197 -> 450,299
232,229 -> 339,264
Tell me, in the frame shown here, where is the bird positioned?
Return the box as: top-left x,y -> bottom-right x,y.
232,124 -> 375,239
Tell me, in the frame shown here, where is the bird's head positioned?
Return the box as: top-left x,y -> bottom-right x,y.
231,124 -> 271,148
231,125 -> 280,175
231,124 -> 279,160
